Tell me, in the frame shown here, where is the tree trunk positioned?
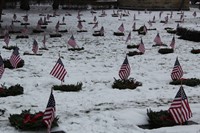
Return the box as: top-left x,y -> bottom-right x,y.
0,0 -> 4,21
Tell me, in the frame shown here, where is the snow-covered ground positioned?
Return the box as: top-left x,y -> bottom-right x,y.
0,5 -> 200,133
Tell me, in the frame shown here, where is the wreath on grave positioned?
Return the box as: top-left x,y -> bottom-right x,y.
52,82 -> 82,92
191,48 -> 200,54
32,29 -> 44,33
9,110 -> 59,131
112,78 -> 142,90
0,84 -> 23,97
158,48 -> 174,54
152,43 -> 167,47
138,109 -> 178,129
3,59 -> 24,69
113,32 -> 124,36
127,44 -> 139,49
16,35 -> 29,39
2,46 -> 18,50
127,51 -> 143,56
58,29 -> 68,33
49,34 -> 62,38
170,78 -> 200,87
68,47 -> 84,51
93,31 -> 104,36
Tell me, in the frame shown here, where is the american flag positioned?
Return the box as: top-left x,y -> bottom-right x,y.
99,26 -> 104,35
132,22 -> 136,30
165,15 -> 168,24
193,11 -> 197,17
0,55 -> 5,79
138,38 -> 145,54
119,56 -> 131,80
133,14 -> 136,20
68,35 -> 77,48
93,21 -> 98,29
62,16 -> 65,23
23,15 -> 28,22
77,14 -> 81,20
4,33 -> 10,47
170,36 -> 175,49
170,11 -> 173,19
32,39 -> 38,54
143,25 -> 147,34
21,25 -> 28,35
50,58 -> 67,82
159,11 -> 163,19
168,86 -> 192,124
93,16 -> 97,22
125,32 -> 131,43
13,13 -> 17,20
36,22 -> 41,30
47,14 -> 50,20
118,23 -> 124,33
55,21 -> 59,32
10,21 -> 14,31
153,16 -> 155,22
77,21 -> 83,30
43,90 -> 56,133
42,34 -> 46,48
154,33 -> 162,45
148,20 -> 152,27
10,47 -> 21,68
171,57 -> 183,80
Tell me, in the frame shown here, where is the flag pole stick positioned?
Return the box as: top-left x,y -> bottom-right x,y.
58,52 -> 63,85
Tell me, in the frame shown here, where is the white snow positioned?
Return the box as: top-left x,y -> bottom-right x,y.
0,5 -> 200,133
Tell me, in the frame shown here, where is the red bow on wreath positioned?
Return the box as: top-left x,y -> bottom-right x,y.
23,112 -> 44,123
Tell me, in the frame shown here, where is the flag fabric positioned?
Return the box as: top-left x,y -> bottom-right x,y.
133,14 -> 136,20
43,90 -> 56,133
148,20 -> 152,27
36,22 -> 41,30
170,36 -> 175,49
119,56 -> 131,80
153,16 -> 155,22
13,13 -> 17,20
77,21 -> 83,30
50,58 -> 67,82
9,47 -> 21,68
118,23 -> 124,33
125,32 -> 131,43
9,21 -> 14,31
99,26 -> 104,35
154,33 -> 162,44
0,55 -> 5,79
55,21 -> 59,32
168,86 -> 192,124
68,35 -> 77,48
4,33 -> 10,47
93,21 -> 98,29
42,34 -> 46,48
93,16 -> 97,22
21,25 -> 28,35
171,57 -> 183,80
32,39 -> 38,54
165,15 -> 168,24
47,14 -> 50,20
132,22 -> 136,30
62,16 -> 65,23
143,25 -> 147,34
138,38 -> 145,54
193,11 -> 197,17
77,14 -> 81,20
23,15 -> 28,22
